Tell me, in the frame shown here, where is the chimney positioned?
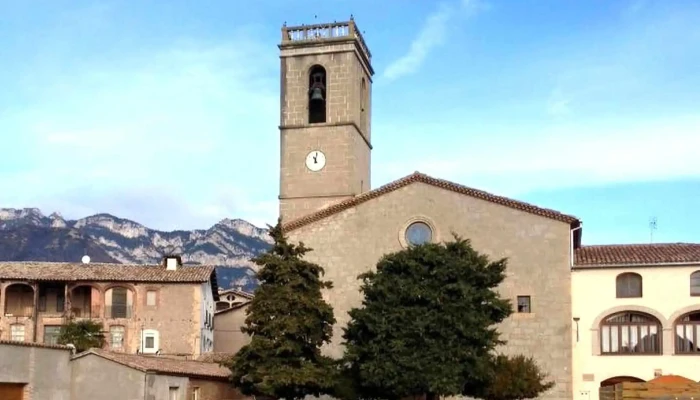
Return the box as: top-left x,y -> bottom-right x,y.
163,255 -> 182,271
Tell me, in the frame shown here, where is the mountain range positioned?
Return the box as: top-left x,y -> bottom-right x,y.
0,208 -> 272,292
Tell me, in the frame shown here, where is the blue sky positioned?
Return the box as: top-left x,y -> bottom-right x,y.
0,0 -> 698,245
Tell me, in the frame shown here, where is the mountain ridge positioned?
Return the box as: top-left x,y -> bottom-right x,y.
0,207 -> 271,291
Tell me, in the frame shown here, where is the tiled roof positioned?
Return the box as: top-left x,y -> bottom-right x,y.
74,349 -> 231,380
0,340 -> 72,351
219,288 -> 255,299
197,352 -> 237,364
282,172 -> 580,232
574,243 -> 700,267
0,262 -> 216,283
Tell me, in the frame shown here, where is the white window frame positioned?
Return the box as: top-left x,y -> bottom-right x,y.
142,329 -> 159,354
11,324 -> 25,342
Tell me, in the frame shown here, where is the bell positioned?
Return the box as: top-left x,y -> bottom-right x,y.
310,87 -> 324,101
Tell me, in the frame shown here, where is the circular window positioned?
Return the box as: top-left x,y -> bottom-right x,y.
405,221 -> 433,246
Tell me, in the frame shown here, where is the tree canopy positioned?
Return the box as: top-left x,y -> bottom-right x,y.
226,219 -> 338,400
341,235 -> 513,400
57,319 -> 106,352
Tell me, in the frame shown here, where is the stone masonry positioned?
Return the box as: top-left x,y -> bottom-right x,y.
286,183 -> 574,400
278,21 -> 373,223
277,19 -> 574,400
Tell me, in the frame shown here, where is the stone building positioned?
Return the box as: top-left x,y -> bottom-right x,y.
276,19 -> 578,400
0,255 -> 218,358
272,18 -> 700,400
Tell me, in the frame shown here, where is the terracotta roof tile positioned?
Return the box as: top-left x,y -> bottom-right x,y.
76,349 -> 231,380
574,243 -> 700,267
0,262 -> 216,283
197,352 -> 237,364
282,172 -> 580,232
0,340 -> 72,351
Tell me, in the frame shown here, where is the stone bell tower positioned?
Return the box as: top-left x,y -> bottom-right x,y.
278,18 -> 374,224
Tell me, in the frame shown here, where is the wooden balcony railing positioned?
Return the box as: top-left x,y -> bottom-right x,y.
71,306 -> 102,319
105,305 -> 133,319
4,306 -> 33,317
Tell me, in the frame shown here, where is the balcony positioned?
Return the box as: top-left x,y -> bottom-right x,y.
105,305 -> 133,319
71,305 -> 102,319
4,305 -> 33,318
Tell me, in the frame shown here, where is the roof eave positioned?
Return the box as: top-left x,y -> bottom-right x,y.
573,261 -> 700,270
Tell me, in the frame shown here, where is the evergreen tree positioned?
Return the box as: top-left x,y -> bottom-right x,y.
341,235 -> 513,400
57,319 -> 106,352
474,354 -> 555,400
226,219 -> 337,400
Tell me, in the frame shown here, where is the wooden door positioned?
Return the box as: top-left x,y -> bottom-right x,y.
0,383 -> 25,400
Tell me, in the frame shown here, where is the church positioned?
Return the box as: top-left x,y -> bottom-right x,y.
270,18 -> 700,400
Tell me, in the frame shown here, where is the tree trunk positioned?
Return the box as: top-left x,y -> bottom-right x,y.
426,392 -> 438,400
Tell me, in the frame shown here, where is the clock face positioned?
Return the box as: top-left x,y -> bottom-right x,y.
305,150 -> 326,172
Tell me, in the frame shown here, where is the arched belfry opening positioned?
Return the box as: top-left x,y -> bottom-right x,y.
308,65 -> 327,124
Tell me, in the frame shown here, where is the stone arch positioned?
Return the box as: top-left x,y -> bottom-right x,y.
3,283 -> 36,317
590,305 -> 669,356
591,305 -> 669,330
69,283 -> 103,318
668,304 -> 700,324
600,376 -> 645,387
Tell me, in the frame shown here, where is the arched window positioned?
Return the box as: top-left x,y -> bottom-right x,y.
600,312 -> 661,354
690,271 -> 700,296
675,311 -> 700,354
308,65 -> 327,124
360,77 -> 367,129
616,273 -> 642,298
105,286 -> 133,319
4,284 -> 35,317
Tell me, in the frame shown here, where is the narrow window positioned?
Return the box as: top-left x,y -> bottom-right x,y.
616,273 -> 643,298
10,324 -> 25,342
360,77 -> 367,129
110,325 -> 125,350
192,387 -> 201,400
146,290 -> 157,306
691,271 -> 700,296
308,65 -> 327,124
517,296 -> 531,313
169,387 -> 179,400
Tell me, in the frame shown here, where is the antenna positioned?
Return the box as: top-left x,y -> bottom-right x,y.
649,216 -> 657,243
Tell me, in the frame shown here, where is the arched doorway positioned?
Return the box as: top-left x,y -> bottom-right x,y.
600,376 -> 645,387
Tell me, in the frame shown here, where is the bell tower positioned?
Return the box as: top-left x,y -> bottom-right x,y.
278,18 -> 374,223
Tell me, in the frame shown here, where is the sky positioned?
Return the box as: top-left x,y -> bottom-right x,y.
0,0 -> 698,245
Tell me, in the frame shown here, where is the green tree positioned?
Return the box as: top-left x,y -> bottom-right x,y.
57,319 -> 106,352
341,235 -> 513,400
475,354 -> 555,400
226,219 -> 338,400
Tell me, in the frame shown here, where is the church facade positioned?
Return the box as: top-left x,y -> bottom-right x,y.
277,20 -> 576,400
274,19 -> 700,400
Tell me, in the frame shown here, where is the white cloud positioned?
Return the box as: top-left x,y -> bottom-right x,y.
375,115 -> 700,197
0,17 -> 280,230
383,0 -> 484,81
